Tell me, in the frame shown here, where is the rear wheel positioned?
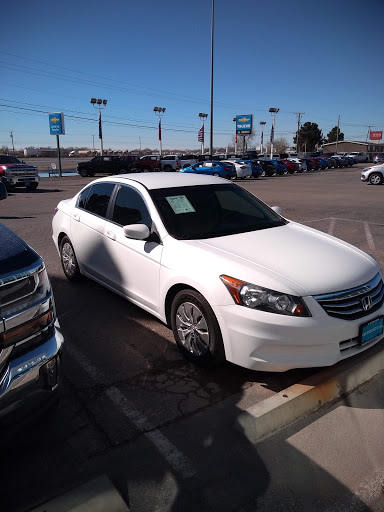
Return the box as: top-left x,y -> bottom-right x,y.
60,236 -> 81,281
369,173 -> 383,185
171,289 -> 225,367
213,172 -> 220,177
164,165 -> 172,172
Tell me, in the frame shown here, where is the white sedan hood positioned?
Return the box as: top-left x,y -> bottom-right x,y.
191,222 -> 379,296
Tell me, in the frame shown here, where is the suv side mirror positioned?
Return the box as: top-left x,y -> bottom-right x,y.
0,182 -> 8,200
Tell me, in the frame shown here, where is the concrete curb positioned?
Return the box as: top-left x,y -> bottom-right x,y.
30,475 -> 129,512
236,340 -> 384,443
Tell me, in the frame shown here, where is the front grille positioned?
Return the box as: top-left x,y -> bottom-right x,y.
314,273 -> 384,320
6,170 -> 37,177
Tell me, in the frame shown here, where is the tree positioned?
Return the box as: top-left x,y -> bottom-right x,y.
293,122 -> 324,152
325,126 -> 344,144
266,137 -> 289,154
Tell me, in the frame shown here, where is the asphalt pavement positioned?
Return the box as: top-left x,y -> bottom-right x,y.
1,163 -> 384,511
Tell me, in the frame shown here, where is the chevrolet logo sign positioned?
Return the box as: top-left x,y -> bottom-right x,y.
50,117 -> 60,123
238,117 -> 250,123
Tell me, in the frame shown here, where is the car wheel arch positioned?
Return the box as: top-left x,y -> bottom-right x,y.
164,283 -> 196,326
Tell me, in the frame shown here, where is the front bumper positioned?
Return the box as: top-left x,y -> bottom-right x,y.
4,176 -> 39,186
0,321 -> 64,421
216,299 -> 384,372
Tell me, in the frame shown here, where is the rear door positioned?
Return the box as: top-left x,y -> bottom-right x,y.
70,182 -> 116,281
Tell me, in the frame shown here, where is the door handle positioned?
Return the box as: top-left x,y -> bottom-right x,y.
73,213 -> 80,222
106,230 -> 116,240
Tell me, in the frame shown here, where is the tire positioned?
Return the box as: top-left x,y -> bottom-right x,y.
261,170 -> 266,177
213,172 -> 220,177
369,173 -> 383,185
119,168 -> 128,174
26,183 -> 38,191
164,165 -> 172,172
171,289 -> 225,367
60,236 -> 81,281
78,168 -> 89,177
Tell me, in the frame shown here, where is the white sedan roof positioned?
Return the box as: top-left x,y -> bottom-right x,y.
90,172 -> 228,190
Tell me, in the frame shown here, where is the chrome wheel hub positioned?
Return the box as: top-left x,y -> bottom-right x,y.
62,243 -> 76,276
175,302 -> 209,356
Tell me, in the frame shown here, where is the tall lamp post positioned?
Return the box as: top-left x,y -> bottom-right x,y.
90,98 -> 107,156
153,107 -> 166,156
198,113 -> 208,155
259,121 -> 266,154
233,117 -> 237,154
269,108 -> 279,159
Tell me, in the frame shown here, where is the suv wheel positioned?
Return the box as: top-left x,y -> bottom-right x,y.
164,165 -> 172,172
369,173 -> 383,185
78,169 -> 89,177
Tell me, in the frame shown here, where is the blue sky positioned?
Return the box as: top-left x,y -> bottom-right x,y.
1,0 -> 383,152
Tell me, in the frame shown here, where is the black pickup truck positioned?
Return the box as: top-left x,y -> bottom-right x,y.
77,155 -> 139,177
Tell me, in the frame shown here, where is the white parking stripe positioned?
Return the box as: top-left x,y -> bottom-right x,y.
66,344 -> 196,479
364,223 -> 376,252
328,218 -> 335,236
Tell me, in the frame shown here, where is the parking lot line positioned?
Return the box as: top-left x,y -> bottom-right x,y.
328,218 -> 336,236
66,344 -> 196,480
364,222 -> 376,252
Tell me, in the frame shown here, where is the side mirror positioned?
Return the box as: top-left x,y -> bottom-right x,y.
0,182 -> 8,200
271,206 -> 281,215
123,224 -> 150,240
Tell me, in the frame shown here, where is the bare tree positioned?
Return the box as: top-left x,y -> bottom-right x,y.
265,137 -> 289,154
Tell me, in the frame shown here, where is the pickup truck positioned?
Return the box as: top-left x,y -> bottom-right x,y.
131,155 -> 162,172
0,155 -> 39,191
0,184 -> 63,423
160,154 -> 199,171
77,155 -> 139,177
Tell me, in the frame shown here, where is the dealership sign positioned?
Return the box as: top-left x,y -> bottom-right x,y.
369,131 -> 382,141
236,115 -> 253,135
49,113 -> 65,135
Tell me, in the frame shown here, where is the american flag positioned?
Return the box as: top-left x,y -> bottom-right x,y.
99,113 -> 102,139
260,131 -> 263,147
158,120 -> 161,141
198,123 -> 204,142
270,125 -> 274,144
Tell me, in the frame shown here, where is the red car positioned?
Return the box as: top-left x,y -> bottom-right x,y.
283,159 -> 300,174
304,157 -> 321,170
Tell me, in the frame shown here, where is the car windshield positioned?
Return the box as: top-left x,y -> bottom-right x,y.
0,155 -> 21,164
149,183 -> 287,240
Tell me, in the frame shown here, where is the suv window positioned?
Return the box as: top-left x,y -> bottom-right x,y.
84,183 -> 115,218
162,156 -> 175,161
112,185 -> 152,228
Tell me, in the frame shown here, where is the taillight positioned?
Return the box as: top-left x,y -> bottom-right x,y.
240,166 -> 246,169
53,207 -> 58,217
224,166 -> 230,170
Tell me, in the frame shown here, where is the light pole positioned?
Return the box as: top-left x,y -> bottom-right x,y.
90,98 -> 107,156
92,134 -> 95,152
233,117 -> 237,154
153,107 -> 166,156
198,113 -> 208,155
259,121 -> 266,154
209,0 -> 214,157
269,108 -> 279,159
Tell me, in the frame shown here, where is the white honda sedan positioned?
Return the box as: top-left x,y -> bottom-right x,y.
52,173 -> 384,372
222,160 -> 252,179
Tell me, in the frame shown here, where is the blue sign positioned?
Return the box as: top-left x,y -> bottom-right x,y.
49,113 -> 65,135
236,114 -> 253,135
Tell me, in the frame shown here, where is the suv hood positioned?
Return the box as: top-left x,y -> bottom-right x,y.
0,223 -> 41,277
192,222 -> 378,296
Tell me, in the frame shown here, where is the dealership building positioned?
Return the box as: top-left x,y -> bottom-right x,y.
322,140 -> 384,160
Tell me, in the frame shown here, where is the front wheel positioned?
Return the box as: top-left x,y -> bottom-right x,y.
171,289 -> 225,367
369,173 -> 383,185
60,236 -> 81,281
78,169 -> 89,177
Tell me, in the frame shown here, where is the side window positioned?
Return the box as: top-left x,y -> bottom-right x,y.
85,183 -> 115,218
112,186 -> 152,228
77,186 -> 91,209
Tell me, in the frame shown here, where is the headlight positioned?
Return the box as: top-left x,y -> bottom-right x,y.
220,275 -> 311,317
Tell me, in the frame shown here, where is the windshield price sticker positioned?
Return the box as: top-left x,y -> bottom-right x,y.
166,195 -> 196,214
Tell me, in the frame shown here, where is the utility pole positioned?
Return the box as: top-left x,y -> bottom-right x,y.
209,0 -> 214,157
336,114 -> 340,154
10,131 -> 15,156
139,137 -> 142,151
294,112 -> 305,154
